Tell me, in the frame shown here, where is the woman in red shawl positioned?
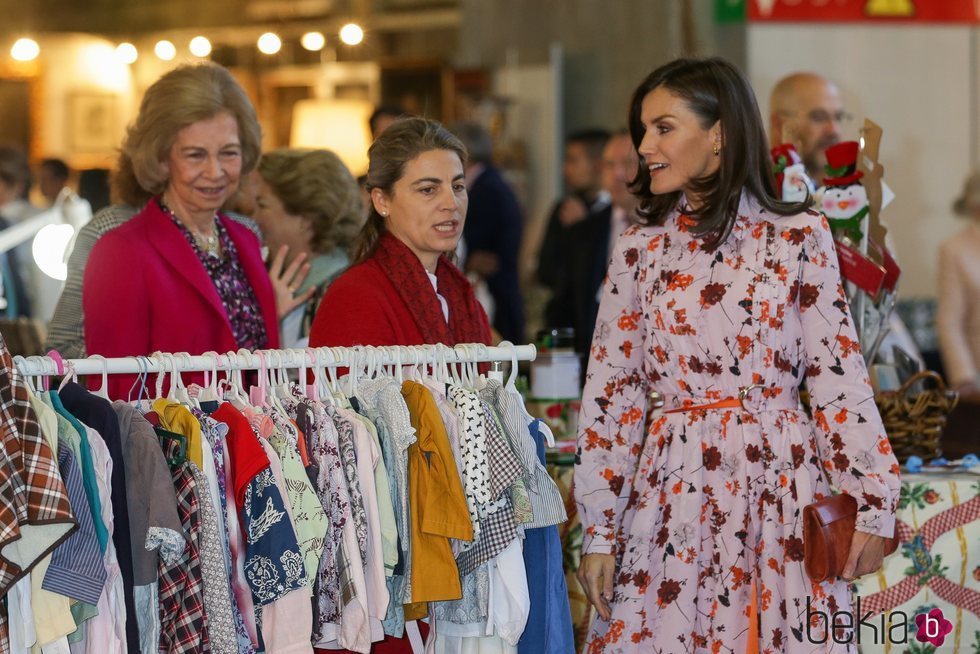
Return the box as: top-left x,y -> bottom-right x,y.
310,116 -> 491,349
309,117 -> 491,654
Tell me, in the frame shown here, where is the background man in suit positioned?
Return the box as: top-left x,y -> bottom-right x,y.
537,128 -> 611,290
546,129 -> 638,359
453,122 -> 526,344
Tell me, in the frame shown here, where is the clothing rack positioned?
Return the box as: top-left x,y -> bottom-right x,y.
12,343 -> 537,378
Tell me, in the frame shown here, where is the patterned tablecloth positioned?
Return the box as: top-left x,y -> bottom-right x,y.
853,470 -> 980,653
545,462 -> 980,654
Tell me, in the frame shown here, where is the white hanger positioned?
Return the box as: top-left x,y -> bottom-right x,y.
90,354 -> 110,400
153,352 -> 168,399
268,350 -> 290,415
503,340 -> 555,448
250,350 -> 270,408
498,341 -> 520,391
199,351 -> 223,403
225,349 -> 251,407
393,346 -> 404,384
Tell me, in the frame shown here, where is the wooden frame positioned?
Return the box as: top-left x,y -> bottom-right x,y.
0,60 -> 42,161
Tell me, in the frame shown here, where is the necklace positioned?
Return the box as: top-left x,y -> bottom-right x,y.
160,198 -> 222,257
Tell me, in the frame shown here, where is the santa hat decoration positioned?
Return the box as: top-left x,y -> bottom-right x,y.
822,141 -> 864,187
771,144 -> 802,199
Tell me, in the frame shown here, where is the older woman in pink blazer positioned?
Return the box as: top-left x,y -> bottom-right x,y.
937,170 -> 980,397
84,63 -> 283,399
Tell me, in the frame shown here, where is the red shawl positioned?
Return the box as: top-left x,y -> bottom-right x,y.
373,231 -> 491,346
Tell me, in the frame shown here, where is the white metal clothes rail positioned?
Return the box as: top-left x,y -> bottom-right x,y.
12,343 -> 537,378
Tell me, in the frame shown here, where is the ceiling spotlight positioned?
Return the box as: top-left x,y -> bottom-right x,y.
301,31 -> 325,51
116,42 -> 138,64
189,36 -> 212,58
154,39 -> 176,61
11,38 -> 40,62
257,32 -> 282,55
339,23 -> 364,46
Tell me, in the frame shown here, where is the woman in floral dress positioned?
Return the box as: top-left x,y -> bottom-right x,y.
573,58 -> 901,653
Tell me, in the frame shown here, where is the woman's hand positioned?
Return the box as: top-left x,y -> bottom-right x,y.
270,245 -> 315,320
841,530 -> 890,581
577,553 -> 616,620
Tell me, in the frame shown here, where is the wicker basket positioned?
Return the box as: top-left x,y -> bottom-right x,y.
874,371 -> 959,461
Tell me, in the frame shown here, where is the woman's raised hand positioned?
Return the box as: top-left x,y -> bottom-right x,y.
270,245 -> 316,320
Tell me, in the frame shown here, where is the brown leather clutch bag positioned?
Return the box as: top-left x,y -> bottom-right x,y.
803,494 -> 899,583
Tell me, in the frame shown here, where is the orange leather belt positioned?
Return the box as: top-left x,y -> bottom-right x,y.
652,384 -> 799,414
664,397 -> 743,413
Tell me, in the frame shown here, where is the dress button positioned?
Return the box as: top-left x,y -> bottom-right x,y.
648,390 -> 664,410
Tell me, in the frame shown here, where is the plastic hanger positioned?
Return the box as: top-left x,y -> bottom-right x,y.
90,354 -> 110,400
250,350 -> 269,408
267,351 -> 290,416
222,349 -> 251,407
128,355 -> 146,402
162,353 -> 189,405
57,360 -> 78,393
199,351 -> 223,403
392,346 -> 405,384
45,349 -> 66,392
503,340 -> 555,447
299,348 -> 315,402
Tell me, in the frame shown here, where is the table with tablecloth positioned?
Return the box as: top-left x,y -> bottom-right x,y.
853,470 -> 980,653
545,457 -> 980,653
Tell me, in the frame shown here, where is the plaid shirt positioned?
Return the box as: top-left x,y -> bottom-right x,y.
158,450 -> 211,654
0,335 -> 76,594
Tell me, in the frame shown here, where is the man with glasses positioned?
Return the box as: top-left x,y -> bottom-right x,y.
769,72 -> 852,182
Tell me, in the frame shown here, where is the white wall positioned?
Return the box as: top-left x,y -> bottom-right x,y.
39,34 -> 136,169
749,24 -> 974,299
493,57 -> 562,279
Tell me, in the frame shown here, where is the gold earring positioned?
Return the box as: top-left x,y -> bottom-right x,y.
713,144 -> 721,156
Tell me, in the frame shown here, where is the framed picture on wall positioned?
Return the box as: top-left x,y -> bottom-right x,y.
68,93 -> 116,153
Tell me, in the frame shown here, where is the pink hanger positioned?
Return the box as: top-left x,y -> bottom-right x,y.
45,349 -> 65,391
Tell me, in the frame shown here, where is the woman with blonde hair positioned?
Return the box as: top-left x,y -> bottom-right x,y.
84,62 -> 283,398
254,148 -> 364,347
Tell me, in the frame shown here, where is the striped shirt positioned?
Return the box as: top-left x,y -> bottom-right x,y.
45,204 -> 263,359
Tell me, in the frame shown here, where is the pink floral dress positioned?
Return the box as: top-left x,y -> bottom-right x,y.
573,194 -> 901,653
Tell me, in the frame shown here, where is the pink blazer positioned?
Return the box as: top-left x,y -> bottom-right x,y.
83,199 -> 279,399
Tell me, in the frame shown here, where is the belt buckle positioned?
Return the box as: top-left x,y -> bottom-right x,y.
738,384 -> 762,412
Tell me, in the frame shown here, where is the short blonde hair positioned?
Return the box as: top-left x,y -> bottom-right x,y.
258,148 -> 364,254
113,63 -> 261,207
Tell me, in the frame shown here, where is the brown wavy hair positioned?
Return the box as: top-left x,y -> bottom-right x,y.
258,148 -> 364,254
111,62 -> 262,208
352,117 -> 467,263
628,57 -> 808,249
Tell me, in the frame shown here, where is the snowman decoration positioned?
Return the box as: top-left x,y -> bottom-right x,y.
770,143 -> 815,203
818,141 -> 869,245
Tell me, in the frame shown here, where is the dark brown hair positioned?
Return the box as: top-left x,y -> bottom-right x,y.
628,57 -> 808,248
112,62 -> 262,208
352,117 -> 467,263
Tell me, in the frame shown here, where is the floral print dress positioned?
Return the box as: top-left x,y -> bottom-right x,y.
574,194 -> 901,653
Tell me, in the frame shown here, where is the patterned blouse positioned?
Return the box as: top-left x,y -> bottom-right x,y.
161,200 -> 267,350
